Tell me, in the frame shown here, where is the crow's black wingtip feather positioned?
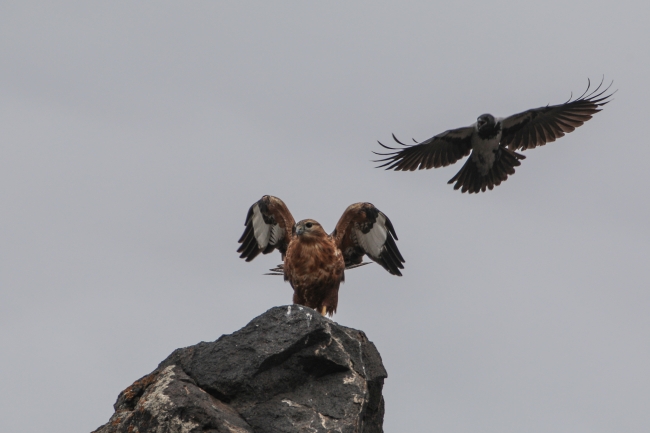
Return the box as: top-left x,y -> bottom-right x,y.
376,140 -> 400,151
391,133 -> 410,146
371,151 -> 396,158
374,161 -> 395,169
373,155 -> 401,164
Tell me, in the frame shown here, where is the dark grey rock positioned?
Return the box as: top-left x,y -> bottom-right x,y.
93,305 -> 387,433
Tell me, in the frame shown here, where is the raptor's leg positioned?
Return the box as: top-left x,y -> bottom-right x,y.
320,306 -> 327,316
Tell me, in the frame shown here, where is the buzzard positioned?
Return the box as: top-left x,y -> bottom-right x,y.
237,195 -> 405,316
374,79 -> 614,193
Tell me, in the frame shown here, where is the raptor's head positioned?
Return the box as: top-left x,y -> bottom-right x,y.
294,219 -> 326,238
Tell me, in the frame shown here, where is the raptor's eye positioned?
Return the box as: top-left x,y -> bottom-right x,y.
305,222 -> 313,228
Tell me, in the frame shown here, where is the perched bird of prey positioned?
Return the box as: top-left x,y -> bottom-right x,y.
374,80 -> 614,193
237,195 -> 405,316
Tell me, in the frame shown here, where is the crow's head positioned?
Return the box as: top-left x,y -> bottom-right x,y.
477,114 -> 496,132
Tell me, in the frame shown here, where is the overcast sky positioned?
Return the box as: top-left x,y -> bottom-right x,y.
1,2 -> 649,432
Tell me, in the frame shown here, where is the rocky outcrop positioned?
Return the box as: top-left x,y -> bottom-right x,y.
93,305 -> 387,433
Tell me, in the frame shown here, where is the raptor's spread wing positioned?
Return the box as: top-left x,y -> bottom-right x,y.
501,79 -> 615,151
237,195 -> 295,262
331,203 -> 405,276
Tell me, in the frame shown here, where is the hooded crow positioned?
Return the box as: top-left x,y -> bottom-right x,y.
374,79 -> 614,193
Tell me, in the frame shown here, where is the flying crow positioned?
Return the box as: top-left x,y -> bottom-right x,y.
374,80 -> 614,193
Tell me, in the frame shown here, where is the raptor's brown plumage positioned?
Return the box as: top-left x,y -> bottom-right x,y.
237,196 -> 405,316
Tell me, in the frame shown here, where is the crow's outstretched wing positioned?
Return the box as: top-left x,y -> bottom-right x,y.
501,79 -> 615,151
374,126 -> 474,171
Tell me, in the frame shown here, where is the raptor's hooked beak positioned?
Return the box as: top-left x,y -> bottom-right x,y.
295,225 -> 304,236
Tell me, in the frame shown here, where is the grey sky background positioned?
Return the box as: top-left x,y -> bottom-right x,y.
1,2 -> 648,432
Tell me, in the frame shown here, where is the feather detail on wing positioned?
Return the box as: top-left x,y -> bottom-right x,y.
373,126 -> 474,171
501,78 -> 615,151
237,195 -> 295,262
448,147 -> 526,194
331,203 -> 405,276
266,261 -> 369,275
